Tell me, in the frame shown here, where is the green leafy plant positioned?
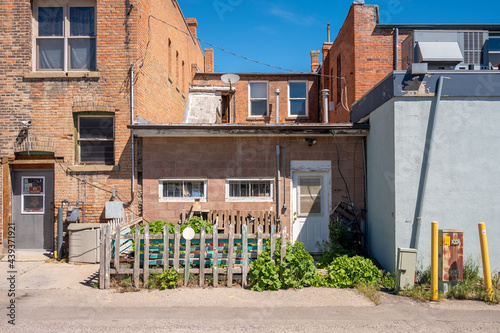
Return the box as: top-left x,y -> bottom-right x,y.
181,216 -> 213,234
148,268 -> 180,290
249,240 -> 323,291
316,220 -> 356,268
325,255 -> 382,288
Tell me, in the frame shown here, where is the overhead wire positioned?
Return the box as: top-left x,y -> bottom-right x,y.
131,7 -> 351,111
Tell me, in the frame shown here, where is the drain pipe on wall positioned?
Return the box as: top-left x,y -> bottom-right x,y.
275,89 -> 280,123
395,28 -> 399,71
276,145 -> 281,222
410,76 -> 444,250
130,63 -> 136,201
321,89 -> 329,123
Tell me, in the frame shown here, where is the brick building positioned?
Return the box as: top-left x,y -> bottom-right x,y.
319,2 -> 500,123
0,0 -> 206,252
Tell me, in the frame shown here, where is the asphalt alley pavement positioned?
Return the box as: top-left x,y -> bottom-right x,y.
0,251 -> 499,332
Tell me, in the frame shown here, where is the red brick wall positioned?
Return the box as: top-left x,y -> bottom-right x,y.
134,0 -> 205,124
193,73 -> 319,123
0,0 -> 203,250
142,135 -> 366,232
321,4 -> 410,123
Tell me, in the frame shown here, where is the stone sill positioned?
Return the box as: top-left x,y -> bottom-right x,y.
67,165 -> 119,173
246,117 -> 271,121
24,72 -> 101,79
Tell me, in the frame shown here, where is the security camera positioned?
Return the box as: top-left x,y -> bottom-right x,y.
21,120 -> 32,128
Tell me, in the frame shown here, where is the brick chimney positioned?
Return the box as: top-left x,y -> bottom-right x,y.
186,18 -> 198,39
204,48 -> 214,73
310,50 -> 320,72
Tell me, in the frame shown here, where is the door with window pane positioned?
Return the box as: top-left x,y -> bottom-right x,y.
292,172 -> 329,252
12,170 -> 54,249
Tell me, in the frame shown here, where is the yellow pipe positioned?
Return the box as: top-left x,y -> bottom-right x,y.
478,222 -> 493,301
431,221 -> 439,300
54,251 -> 58,260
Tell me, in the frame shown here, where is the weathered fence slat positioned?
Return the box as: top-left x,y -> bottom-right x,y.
242,225 -> 248,288
227,223 -> 234,288
174,225 -> 180,271
257,225 -> 263,255
143,224 -> 150,287
199,225 -> 206,287
270,225 -> 276,264
99,226 -> 106,289
163,224 -> 169,271
133,224 -> 140,288
114,220 -> 121,273
281,226 -> 287,263
184,237 -> 191,287
213,218 -> 219,287
104,225 -> 111,289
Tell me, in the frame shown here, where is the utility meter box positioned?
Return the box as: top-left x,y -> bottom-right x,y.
105,201 -> 124,219
396,248 -> 417,291
438,229 -> 464,292
66,206 -> 80,222
68,223 -> 101,263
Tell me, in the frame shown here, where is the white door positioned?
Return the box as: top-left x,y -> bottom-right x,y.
292,172 -> 329,253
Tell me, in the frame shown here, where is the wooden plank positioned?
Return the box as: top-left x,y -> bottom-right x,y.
257,224 -> 263,255
181,209 -> 186,223
114,222 -> 121,273
199,225 -> 206,287
174,224 -> 180,271
236,210 -> 241,235
99,226 -> 106,289
242,225 -> 248,288
270,225 -> 276,264
133,224 -> 140,288
163,224 -> 169,271
143,224 -> 150,287
227,223 -> 234,287
281,226 -> 287,263
184,237 -> 191,287
213,218 -> 219,287
104,225 -> 111,289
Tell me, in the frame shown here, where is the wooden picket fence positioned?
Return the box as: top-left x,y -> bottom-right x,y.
206,210 -> 279,234
99,219 -> 287,289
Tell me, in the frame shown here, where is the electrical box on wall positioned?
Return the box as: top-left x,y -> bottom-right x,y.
438,229 -> 464,292
105,201 -> 124,219
66,206 -> 80,222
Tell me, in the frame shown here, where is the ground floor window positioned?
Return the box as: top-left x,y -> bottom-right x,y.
226,178 -> 273,202
159,178 -> 207,202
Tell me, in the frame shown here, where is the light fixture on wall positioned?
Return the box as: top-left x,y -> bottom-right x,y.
304,138 -> 317,146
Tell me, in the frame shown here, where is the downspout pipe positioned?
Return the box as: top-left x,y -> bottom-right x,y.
76,201 -> 85,223
275,89 -> 280,123
395,28 -> 399,71
130,63 -> 136,197
276,145 -> 281,222
410,76 -> 444,250
57,200 -> 70,260
321,89 -> 329,123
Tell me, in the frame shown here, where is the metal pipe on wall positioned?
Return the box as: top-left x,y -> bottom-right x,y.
276,145 -> 281,221
275,89 -> 280,123
410,76 -> 444,250
321,89 -> 329,123
130,63 -> 136,197
395,28 -> 400,71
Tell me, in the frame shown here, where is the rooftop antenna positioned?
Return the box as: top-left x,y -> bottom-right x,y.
221,74 -> 240,123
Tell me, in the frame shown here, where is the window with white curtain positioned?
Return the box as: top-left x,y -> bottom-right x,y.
34,1 -> 96,71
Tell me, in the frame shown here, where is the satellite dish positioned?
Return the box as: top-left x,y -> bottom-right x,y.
221,74 -> 240,85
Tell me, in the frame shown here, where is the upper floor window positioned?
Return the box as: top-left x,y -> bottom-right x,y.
249,82 -> 268,117
77,115 -> 114,165
490,32 -> 500,67
34,1 -> 96,71
288,81 -> 308,117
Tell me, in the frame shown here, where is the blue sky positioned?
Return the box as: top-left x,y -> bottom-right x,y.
179,0 -> 500,73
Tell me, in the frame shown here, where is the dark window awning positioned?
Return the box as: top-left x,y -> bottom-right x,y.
418,42 -> 464,63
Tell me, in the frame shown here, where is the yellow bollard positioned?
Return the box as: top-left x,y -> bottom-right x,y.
431,221 -> 439,300
478,222 -> 493,301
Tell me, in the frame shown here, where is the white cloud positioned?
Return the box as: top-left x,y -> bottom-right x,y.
268,6 -> 316,26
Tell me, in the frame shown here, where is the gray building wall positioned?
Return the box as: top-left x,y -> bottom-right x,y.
367,96 -> 500,273
366,99 -> 396,272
